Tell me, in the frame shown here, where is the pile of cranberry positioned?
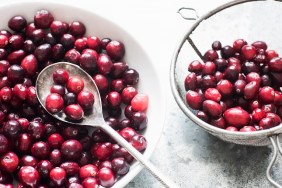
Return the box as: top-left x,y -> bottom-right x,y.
185,39 -> 282,132
0,9 -> 149,188
46,68 -> 95,121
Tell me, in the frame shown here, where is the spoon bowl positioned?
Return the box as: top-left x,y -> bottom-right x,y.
36,62 -> 178,188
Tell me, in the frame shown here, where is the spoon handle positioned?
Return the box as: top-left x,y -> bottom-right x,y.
100,123 -> 179,188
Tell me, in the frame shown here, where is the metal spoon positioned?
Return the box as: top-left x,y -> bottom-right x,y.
36,62 -> 178,188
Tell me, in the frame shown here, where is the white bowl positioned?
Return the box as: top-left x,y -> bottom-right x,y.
0,1 -> 166,187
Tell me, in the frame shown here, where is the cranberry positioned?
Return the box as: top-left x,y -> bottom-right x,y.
226,126 -> 238,131
129,134 -> 147,151
204,88 -> 221,102
107,91 -> 122,109
23,40 -> 36,54
79,164 -> 98,180
240,126 -> 256,132
64,104 -> 84,121
48,133 -> 64,149
27,120 -> 45,140
234,80 -> 246,95
66,176 -> 81,187
196,111 -> 209,122
31,141 -> 50,159
13,84 -> 27,100
98,167 -> 115,188
0,152 -> 19,172
266,113 -> 281,126
110,62 -> 128,78
0,134 -> 8,154
216,79 -> 233,96
34,9 -> 54,29
52,68 -> 69,85
212,41 -> 222,50
78,152 -> 91,166
201,75 -> 217,90
18,166 -> 40,187
202,100 -> 222,118
92,129 -> 109,142
266,50 -> 279,60
123,68 -> 139,85
262,104 -> 276,113
188,60 -> 202,74
223,107 -> 251,128
252,108 -> 266,123
204,50 -> 218,61
50,167 -> 66,186
45,93 -> 64,114
269,57 -> 282,72
21,54 -> 38,77
85,36 -> 100,51
7,50 -> 25,65
50,20 -> 69,37
69,183 -> 83,188
131,93 -> 149,112
7,65 -> 24,83
8,16 -> 27,32
82,177 -> 99,188
0,87 -> 12,103
244,81 -> 260,100
17,133 -> 33,153
60,162 -> 80,176
19,155 -> 37,168
91,142 -> 113,161
69,21 -> 86,37
93,74 -> 109,94
274,91 -> 282,106
62,126 -> 80,139
51,44 -> 65,61
106,40 -> 125,60
259,117 -> 275,129
259,86 -> 275,103
61,139 -> 82,160
49,149 -> 62,166
64,49 -> 81,64
3,120 -> 22,139
233,39 -> 247,52
97,54 -> 113,74
66,77 -> 84,94
0,60 -> 9,76
202,61 -> 216,75
111,157 -> 130,175
184,72 -> 197,91
77,90 -> 94,109
50,85 -> 65,96
34,43 -> 52,62
221,45 -> 235,59
252,41 -> 267,50
60,34 -> 75,50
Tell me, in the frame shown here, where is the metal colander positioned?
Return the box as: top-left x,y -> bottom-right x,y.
170,0 -> 282,187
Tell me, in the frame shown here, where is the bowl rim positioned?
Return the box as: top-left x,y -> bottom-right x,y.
0,0 -> 167,187
170,0 -> 282,140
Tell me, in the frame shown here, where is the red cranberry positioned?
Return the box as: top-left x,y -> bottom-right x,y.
0,152 -> 19,172
48,133 -> 64,149
107,91 -> 122,109
202,61 -> 216,75
233,39 -> 247,52
204,88 -> 221,102
92,74 -> 109,94
202,100 -> 222,118
49,149 -> 62,166
121,86 -> 138,104
21,54 -> 38,77
221,45 -> 235,59
61,139 -> 82,160
226,126 -> 238,131
82,49 -> 99,59
201,75 -> 217,90
259,86 -> 275,103
66,176 -> 81,187
8,16 -> 27,32
259,117 -> 275,129
111,157 -> 130,175
91,142 -> 113,161
131,93 -> 149,112
119,127 -> 137,141
64,49 -> 81,64
97,54 -> 113,74
34,43 -> 52,62
110,62 -> 128,78
184,72 -> 197,91
50,85 -> 65,96
50,167 -> 66,186
3,120 -> 22,139
262,104 -> 276,113
252,41 -> 267,50
196,111 -> 209,122
19,155 -> 37,168
240,126 -> 256,132
31,29 -> 45,45
204,50 -> 218,61
0,87 -> 12,103
234,80 -> 246,95
244,81 -> 260,100
0,134 -> 8,154
266,113 -> 281,126
82,177 -> 99,188
252,108 -> 266,123
77,52 -> 96,72
92,129 -> 109,142
130,134 -> 147,151
60,162 -> 80,177
8,34 -> 24,50
34,9 -> 54,29
45,93 -> 64,114
98,167 -> 115,188
212,41 -> 222,50
188,60 -> 203,74
27,120 -> 45,139
66,77 -> 84,94
17,133 -> 33,153
7,65 -> 24,83
245,72 -> 261,84
211,117 -> 226,129
274,91 -> 282,106
0,60 -> 9,76
64,104 -> 84,121
31,141 -> 50,159
51,44 -> 65,61
50,20 -> 69,37
13,84 -> 27,100
60,34 -> 75,50
36,160 -> 53,178
223,107 -> 251,128
106,40 -> 125,60
69,21 -> 86,37
77,90 -> 94,109
241,45 -> 256,60
79,164 -> 98,180
266,50 -> 279,60
7,50 -> 25,65
216,79 -> 233,96
18,166 -> 40,187
23,40 -> 36,54
123,68 -> 139,85
269,57 -> 282,72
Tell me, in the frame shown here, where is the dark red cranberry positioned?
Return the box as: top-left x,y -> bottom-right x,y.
124,105 -> 135,119
92,129 -> 109,142
23,39 -> 36,54
18,166 -> 40,187
0,60 -> 9,77
78,152 -> 92,166
92,74 -> 109,94
20,155 -> 38,167
45,93 -> 64,114
91,142 -> 113,161
69,21 -> 86,37
241,45 -> 256,60
106,40 -> 125,60
34,43 -> 52,62
77,90 -> 94,109
212,41 -> 222,50
96,54 -> 113,74
98,167 -> 115,187
0,152 -> 19,172
51,44 -> 65,61
7,65 -> 24,83
26,86 -> 38,106
105,117 -> 120,130
23,78 -> 33,87
45,33 -> 57,45
61,139 -> 82,160
242,61 -> 260,74
107,91 -> 122,109
64,92 -> 77,106
61,126 -> 80,139
17,133 -> 33,153
111,79 -> 125,93
60,34 -> 75,50
0,49 -> 7,60
48,133 -> 64,149
0,134 -> 8,154
9,34 -> 24,50
50,20 -> 69,37
204,50 -> 218,61
202,61 -> 216,75
78,52 -> 97,72
0,87 -> 12,103
130,135 -> 147,151
53,68 -> 69,85
100,38 -> 111,49
110,62 -> 128,78
202,100 -> 222,118
266,113 -> 281,126
34,9 -> 54,29
49,149 -> 62,166
201,75 -> 217,90
36,160 -> 53,179
7,49 -> 25,65
64,48 -> 81,64
252,41 -> 267,50
213,58 -> 228,72
8,16 -> 27,32
269,57 -> 282,72
50,167 -> 66,186
234,80 -> 246,95
60,162 -> 80,177
224,65 -> 239,82
244,81 -> 260,100
188,60 -> 203,74
21,54 -> 38,77
13,84 -> 27,100
259,117 -> 275,129
261,74 -> 272,86
196,111 -> 209,122
111,157 -> 129,175
123,68 -> 139,85
79,136 -> 92,150
210,117 -> 226,129
223,107 -> 251,128
64,104 -> 84,121
79,164 -> 98,180
66,77 -> 84,94
221,45 -> 235,59
82,49 -> 99,59
262,104 -> 276,113
31,29 -> 46,45
50,85 -> 65,96
233,39 -> 247,52
31,141 -> 50,159
266,50 -> 279,60
3,120 -> 22,139
184,72 -> 197,91
259,86 -> 275,103
121,86 -> 138,104
274,91 -> 282,106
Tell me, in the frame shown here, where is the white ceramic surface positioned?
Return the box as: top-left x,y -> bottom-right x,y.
0,1 -> 166,187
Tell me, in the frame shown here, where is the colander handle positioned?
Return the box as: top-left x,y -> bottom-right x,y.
267,135 -> 282,188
